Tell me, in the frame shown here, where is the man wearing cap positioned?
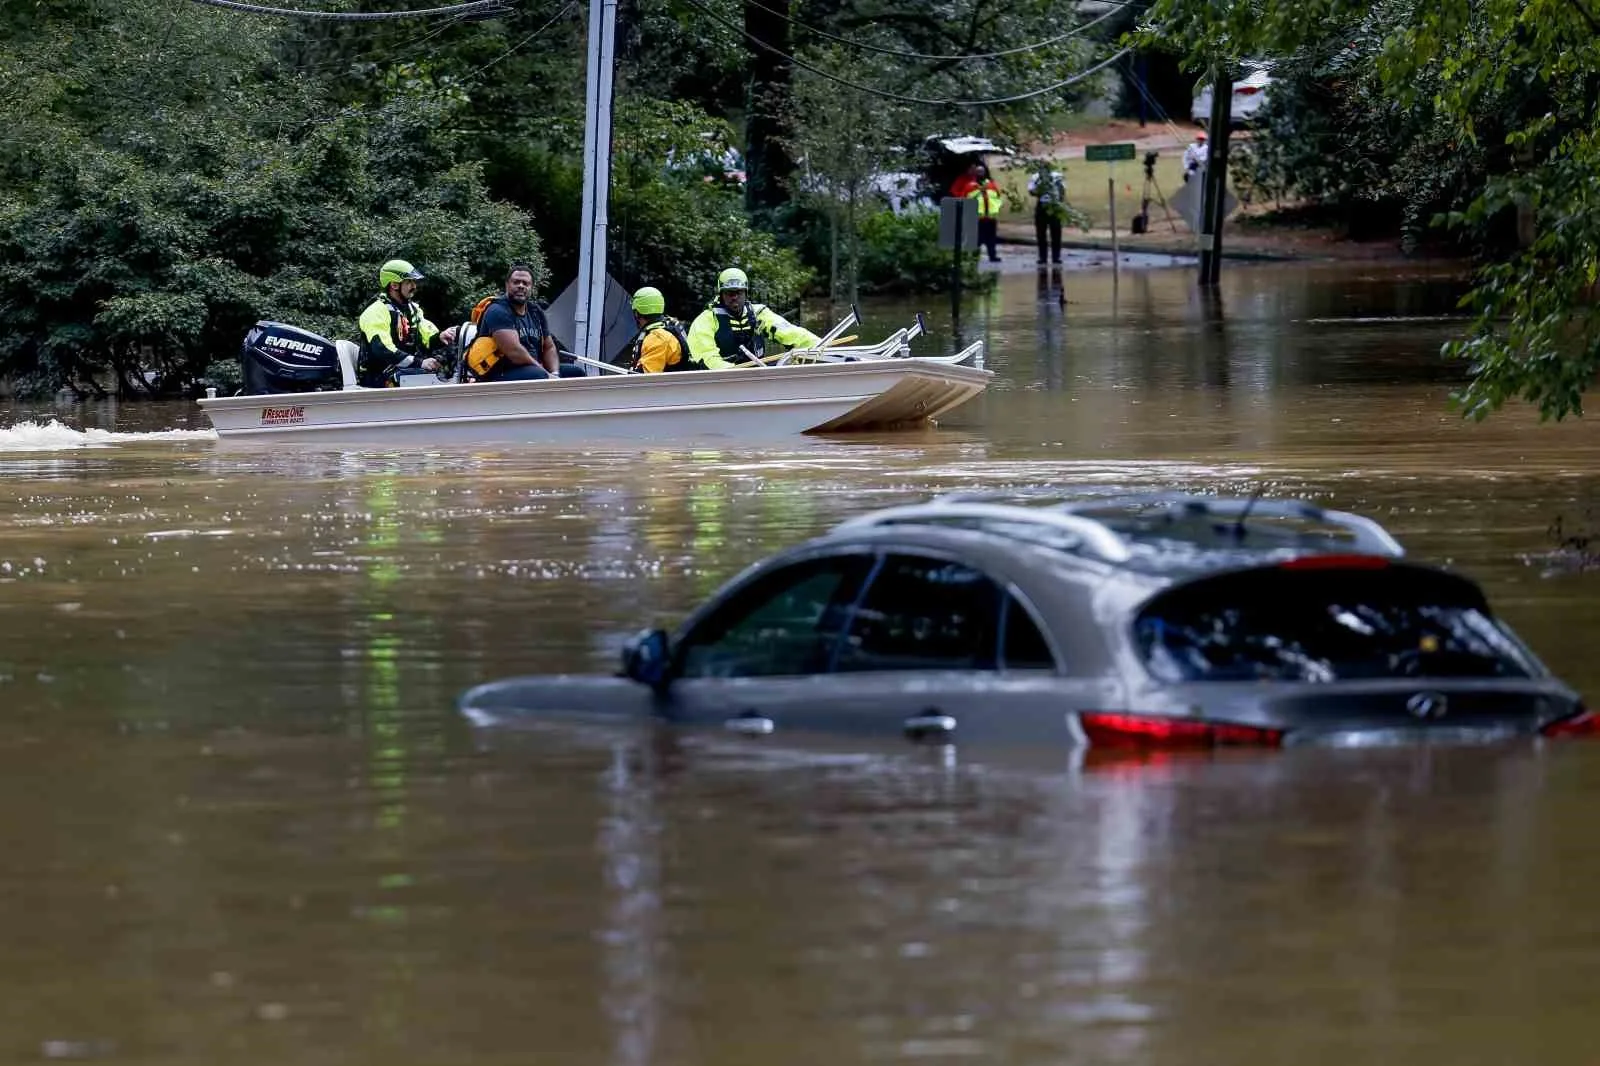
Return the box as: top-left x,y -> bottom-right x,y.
1182,130 -> 1209,183
357,258 -> 457,387
685,267 -> 821,367
625,287 -> 697,373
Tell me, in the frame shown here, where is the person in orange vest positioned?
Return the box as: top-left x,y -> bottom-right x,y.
949,161 -> 980,200
965,164 -> 1005,263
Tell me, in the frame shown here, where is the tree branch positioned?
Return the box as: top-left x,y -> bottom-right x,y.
1569,0 -> 1600,34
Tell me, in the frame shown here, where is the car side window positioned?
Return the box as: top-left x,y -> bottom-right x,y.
1001,594 -> 1057,671
676,554 -> 872,679
833,554 -> 1007,673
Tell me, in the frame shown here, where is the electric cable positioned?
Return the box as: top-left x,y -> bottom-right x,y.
186,0 -> 510,21
683,0 -> 1130,108
460,1 -> 579,82
740,0 -> 1131,62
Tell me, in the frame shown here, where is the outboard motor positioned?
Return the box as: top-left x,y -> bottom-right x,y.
240,321 -> 343,395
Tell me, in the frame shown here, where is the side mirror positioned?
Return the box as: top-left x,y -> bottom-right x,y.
621,628 -> 671,687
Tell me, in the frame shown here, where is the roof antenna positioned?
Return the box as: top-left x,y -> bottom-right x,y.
1231,484 -> 1266,541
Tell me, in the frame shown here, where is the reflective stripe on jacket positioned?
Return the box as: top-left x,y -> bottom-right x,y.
358,295 -> 441,386
686,303 -> 821,365
967,182 -> 1005,218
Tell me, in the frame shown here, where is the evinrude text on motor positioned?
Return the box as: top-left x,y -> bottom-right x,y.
239,321 -> 343,396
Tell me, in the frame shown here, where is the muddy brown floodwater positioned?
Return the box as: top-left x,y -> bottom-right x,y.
1,261 -> 1597,1065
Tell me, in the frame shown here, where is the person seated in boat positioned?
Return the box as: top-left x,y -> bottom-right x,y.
357,259 -> 458,387
625,287 -> 697,373
464,264 -> 586,382
685,267 -> 821,368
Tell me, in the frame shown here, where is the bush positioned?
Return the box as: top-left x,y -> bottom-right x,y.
0,5 -> 539,398
854,209 -> 987,295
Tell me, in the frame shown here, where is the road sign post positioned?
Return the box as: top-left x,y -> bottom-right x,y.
939,197 -> 978,322
1085,143 -> 1135,277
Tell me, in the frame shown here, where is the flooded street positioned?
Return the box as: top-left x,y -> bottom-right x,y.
3,261 -> 1599,1065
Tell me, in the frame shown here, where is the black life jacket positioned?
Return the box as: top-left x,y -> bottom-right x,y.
358,295 -> 434,387
627,316 -> 694,372
709,303 -> 767,360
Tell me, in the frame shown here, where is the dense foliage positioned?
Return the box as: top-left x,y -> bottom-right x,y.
0,0 -> 542,396
0,0 -> 1132,397
1145,0 -> 1600,419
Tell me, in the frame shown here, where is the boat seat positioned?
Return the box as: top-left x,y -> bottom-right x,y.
334,340 -> 362,389
454,322 -> 476,383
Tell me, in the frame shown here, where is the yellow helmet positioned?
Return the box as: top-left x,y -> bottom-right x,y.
716,267 -> 748,292
379,259 -> 423,288
631,286 -> 666,315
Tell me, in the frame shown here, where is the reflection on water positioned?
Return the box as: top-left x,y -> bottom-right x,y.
1,261 -> 1599,1064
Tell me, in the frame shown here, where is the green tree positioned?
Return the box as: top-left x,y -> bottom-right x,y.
782,45 -> 914,306
1142,0 -> 1600,419
0,0 -> 540,397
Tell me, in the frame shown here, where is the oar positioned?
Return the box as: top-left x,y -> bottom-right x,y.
559,350 -> 633,374
775,306 -> 860,367
744,337 -> 863,367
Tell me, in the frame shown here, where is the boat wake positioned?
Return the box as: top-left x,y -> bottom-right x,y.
0,419 -> 216,452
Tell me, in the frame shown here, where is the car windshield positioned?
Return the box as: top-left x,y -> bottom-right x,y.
1134,566 -> 1537,683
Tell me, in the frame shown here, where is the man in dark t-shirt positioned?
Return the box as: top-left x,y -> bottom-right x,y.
470,265 -> 585,381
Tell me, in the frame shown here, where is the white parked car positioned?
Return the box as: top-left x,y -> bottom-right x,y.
1191,61 -> 1274,126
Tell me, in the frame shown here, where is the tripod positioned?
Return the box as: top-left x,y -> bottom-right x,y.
1132,153 -> 1179,234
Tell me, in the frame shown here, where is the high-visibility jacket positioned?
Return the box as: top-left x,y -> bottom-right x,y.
686,302 -> 820,365
357,294 -> 442,387
967,181 -> 1005,219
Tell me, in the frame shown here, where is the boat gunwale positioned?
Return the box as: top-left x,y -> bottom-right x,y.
199,357 -> 992,412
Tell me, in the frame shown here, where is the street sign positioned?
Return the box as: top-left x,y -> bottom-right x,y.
938,197 -> 979,251
1084,142 -> 1137,163
1169,169 -> 1239,234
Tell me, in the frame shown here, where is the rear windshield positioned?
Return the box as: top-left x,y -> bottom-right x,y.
1133,566 -> 1537,683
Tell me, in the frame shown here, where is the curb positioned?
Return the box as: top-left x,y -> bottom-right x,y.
995,230 -> 1323,263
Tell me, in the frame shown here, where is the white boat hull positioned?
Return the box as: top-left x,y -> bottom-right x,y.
199,358 -> 991,445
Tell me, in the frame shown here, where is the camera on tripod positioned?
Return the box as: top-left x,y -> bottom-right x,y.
1131,151 -> 1167,235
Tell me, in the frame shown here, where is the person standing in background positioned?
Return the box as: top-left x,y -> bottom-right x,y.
1028,164 -> 1066,265
966,164 -> 1006,264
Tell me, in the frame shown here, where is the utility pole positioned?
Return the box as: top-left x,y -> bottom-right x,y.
573,0 -> 618,360
1197,62 -> 1232,287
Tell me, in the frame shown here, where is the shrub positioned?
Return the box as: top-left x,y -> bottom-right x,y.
854,209 -> 988,295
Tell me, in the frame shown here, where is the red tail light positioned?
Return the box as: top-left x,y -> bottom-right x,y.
1540,706 -> 1598,738
1279,554 -> 1390,570
1079,712 -> 1285,750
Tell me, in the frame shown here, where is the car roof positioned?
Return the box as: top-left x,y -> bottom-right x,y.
812,491 -> 1408,586
924,134 -> 1015,156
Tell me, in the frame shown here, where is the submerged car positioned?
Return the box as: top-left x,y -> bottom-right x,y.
459,492 -> 1593,750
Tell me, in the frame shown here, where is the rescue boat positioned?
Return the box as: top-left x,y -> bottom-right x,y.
198,314 -> 989,445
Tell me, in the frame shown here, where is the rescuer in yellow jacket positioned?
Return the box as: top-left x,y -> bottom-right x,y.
357,259 -> 457,387
625,287 -> 697,373
685,267 -> 821,367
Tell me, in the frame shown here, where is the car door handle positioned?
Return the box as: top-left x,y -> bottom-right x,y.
904,713 -> 957,741
725,711 -> 775,736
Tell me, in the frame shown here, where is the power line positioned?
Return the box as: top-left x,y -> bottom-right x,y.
278,16 -> 473,74
466,1 -> 580,81
683,0 -> 1130,107
186,0 -> 511,20
741,0 -> 1131,62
